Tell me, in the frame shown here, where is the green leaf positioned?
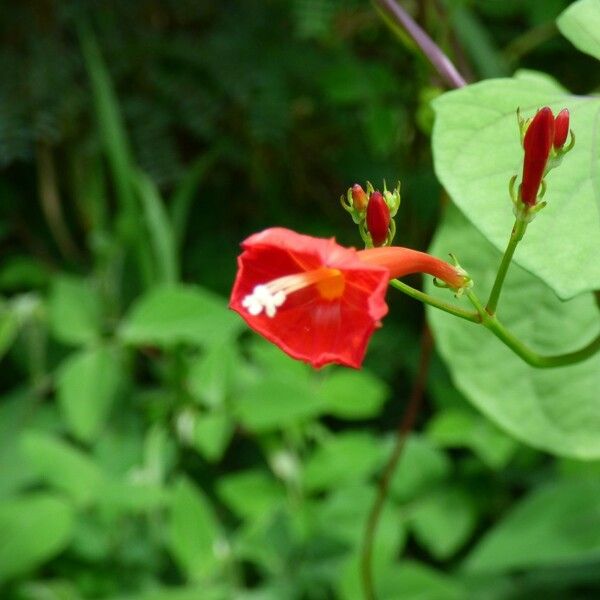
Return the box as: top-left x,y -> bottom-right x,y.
339,558 -> 465,600
426,205 -> 600,458
465,479 -> 600,572
78,25 -> 136,232
389,435 -> 450,502
427,408 -> 517,469
114,586 -> 228,600
57,346 -> 123,443
48,276 -> 102,346
409,486 -> 477,560
120,285 -> 242,348
0,398 -> 34,499
217,469 -> 285,520
557,0 -> 600,61
316,483 -> 406,558
432,77 -> 600,299
192,412 -> 234,463
0,494 -> 74,583
234,373 -> 323,433
318,370 -> 389,420
79,24 -> 154,285
169,478 -> 222,582
303,432 -> 385,493
188,343 -> 238,408
133,171 -> 178,284
21,432 -> 105,506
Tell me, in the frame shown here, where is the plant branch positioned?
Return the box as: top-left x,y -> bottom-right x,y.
361,326 -> 433,600
372,0 -> 467,89
485,218 -> 527,315
468,290 -> 600,368
389,278 -> 479,322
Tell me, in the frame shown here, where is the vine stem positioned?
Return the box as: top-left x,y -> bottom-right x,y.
371,0 -> 467,89
361,326 -> 433,600
467,290 -> 600,368
486,218 -> 527,315
389,279 -> 479,322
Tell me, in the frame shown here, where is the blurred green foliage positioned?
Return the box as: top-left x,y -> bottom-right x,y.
1,1 -> 600,599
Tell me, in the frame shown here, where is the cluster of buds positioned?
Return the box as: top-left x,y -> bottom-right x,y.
341,181 -> 401,247
511,106 -> 574,222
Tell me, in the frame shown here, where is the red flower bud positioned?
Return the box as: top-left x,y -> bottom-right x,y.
553,108 -> 570,149
351,184 -> 368,212
366,191 -> 390,246
521,107 -> 554,206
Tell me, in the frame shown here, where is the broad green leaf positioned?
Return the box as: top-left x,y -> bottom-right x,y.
427,408 -> 517,469
316,483 -> 406,558
339,558 -> 465,600
192,412 -> 234,462
115,587 -> 228,600
188,343 -> 238,408
0,256 -> 49,291
120,285 -> 242,347
426,206 -> 600,458
0,494 -> 74,583
0,392 -> 41,499
302,432 -> 385,492
217,470 -> 285,520
48,275 -> 102,346
389,435 -> 450,502
465,479 -> 600,572
57,346 -> 123,443
234,373 -> 323,432
557,0 -> 600,61
409,486 -> 477,560
101,480 -> 168,514
169,478 -> 222,582
432,77 -> 600,299
375,561 -> 465,600
318,370 -> 389,420
21,432 -> 105,506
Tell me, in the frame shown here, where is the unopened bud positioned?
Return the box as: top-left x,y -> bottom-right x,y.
351,184 -> 368,212
553,108 -> 570,150
520,107 -> 554,207
366,191 -> 390,247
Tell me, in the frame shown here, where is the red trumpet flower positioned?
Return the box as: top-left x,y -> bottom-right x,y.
520,107 -> 554,206
230,228 -> 468,368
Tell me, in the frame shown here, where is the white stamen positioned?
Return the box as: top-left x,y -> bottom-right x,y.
242,285 -> 289,318
241,268 -> 341,318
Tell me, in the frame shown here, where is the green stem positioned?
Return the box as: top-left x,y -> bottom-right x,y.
486,218 -> 527,315
468,290 -> 600,368
389,279 -> 479,323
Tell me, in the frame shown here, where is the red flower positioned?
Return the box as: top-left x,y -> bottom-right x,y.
520,107 -> 554,206
366,191 -> 390,246
553,108 -> 570,149
230,228 -> 467,368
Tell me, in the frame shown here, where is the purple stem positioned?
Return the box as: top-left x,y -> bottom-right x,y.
373,0 -> 467,89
